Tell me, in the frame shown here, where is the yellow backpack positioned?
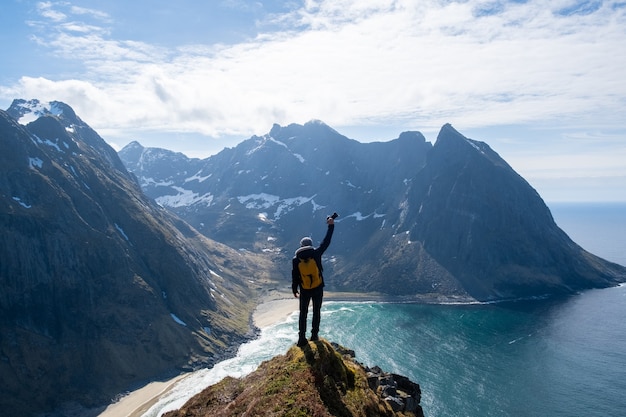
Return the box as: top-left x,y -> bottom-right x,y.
298,258 -> 322,290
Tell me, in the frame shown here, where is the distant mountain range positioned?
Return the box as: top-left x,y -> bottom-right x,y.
2,99 -> 624,416
119,120 -> 626,301
0,99 -> 270,416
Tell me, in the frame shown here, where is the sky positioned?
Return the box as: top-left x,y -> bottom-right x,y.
1,0 -> 625,203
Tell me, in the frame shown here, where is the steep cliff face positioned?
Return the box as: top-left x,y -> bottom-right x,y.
120,121 -> 625,302
0,101 -> 268,416
399,124 -> 625,300
164,339 -> 424,417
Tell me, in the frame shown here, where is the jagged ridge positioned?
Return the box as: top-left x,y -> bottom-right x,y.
119,120 -> 626,301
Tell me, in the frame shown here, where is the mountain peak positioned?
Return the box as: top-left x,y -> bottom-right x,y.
269,119 -> 344,142
7,99 -> 63,125
435,123 -> 469,146
397,130 -> 427,143
303,119 -> 343,137
433,123 -> 512,169
304,118 -> 330,128
433,123 -> 485,157
121,140 -> 145,152
164,339 -> 424,417
6,98 -> 130,175
7,99 -> 84,127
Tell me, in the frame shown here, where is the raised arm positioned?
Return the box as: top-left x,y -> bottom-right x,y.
317,217 -> 335,255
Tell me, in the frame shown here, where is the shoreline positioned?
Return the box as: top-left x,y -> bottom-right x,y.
97,373 -> 190,417
249,289 -> 478,329
97,291 -> 297,417
98,290 -> 476,417
251,290 -> 298,329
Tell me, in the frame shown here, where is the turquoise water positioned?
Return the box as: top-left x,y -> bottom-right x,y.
143,203 -> 626,417
319,291 -> 626,416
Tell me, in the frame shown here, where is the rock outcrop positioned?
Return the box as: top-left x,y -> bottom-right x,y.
164,339 -> 424,417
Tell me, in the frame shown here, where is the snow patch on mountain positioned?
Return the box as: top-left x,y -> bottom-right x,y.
269,137 -> 288,149
346,211 -> 385,221
244,135 -> 306,163
246,137 -> 269,156
185,170 -> 211,183
238,193 -> 280,209
466,138 -> 487,155
114,223 -> 130,241
141,177 -> 174,188
156,187 -> 214,208
29,157 -> 43,169
43,138 -> 64,152
12,197 -> 31,209
238,193 -> 324,219
170,313 -> 187,326
13,99 -> 63,125
275,196 -> 317,219
258,212 -> 271,223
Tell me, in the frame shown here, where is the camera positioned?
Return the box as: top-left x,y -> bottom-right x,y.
327,212 -> 339,220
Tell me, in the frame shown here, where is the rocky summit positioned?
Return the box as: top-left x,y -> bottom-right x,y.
164,339 -> 424,417
120,121 -> 626,301
0,100 -> 271,416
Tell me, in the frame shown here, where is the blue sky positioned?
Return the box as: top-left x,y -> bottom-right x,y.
1,0 -> 625,202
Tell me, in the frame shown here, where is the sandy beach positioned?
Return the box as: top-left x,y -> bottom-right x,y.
97,293 -> 297,417
97,373 -> 190,417
252,293 -> 299,328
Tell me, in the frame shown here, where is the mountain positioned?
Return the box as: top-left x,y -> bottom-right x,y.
0,100 -> 269,416
163,339 -> 424,417
119,121 -> 626,301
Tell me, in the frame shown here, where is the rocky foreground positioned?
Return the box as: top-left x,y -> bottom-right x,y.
164,339 -> 424,417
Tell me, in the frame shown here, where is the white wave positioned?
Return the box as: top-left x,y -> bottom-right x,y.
141,314 -> 298,417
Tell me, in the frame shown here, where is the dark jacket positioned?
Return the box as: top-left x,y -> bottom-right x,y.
292,224 -> 334,294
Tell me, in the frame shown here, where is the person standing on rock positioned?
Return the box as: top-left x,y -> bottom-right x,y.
292,213 -> 336,347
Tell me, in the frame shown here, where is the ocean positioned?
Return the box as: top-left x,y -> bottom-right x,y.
141,203 -> 626,417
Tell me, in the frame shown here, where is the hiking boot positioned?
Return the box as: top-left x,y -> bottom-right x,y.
297,337 -> 308,347
310,333 -> 319,342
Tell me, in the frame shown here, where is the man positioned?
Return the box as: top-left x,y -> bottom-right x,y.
292,214 -> 336,347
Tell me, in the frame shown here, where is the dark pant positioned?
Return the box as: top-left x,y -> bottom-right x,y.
298,285 -> 323,337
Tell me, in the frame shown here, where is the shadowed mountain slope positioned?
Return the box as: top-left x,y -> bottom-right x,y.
120,122 -> 625,301
0,100 -> 269,416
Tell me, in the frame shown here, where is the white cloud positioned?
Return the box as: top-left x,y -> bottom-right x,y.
36,1 -> 66,22
8,0 -> 623,138
69,5 -> 111,21
2,0 -> 625,202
